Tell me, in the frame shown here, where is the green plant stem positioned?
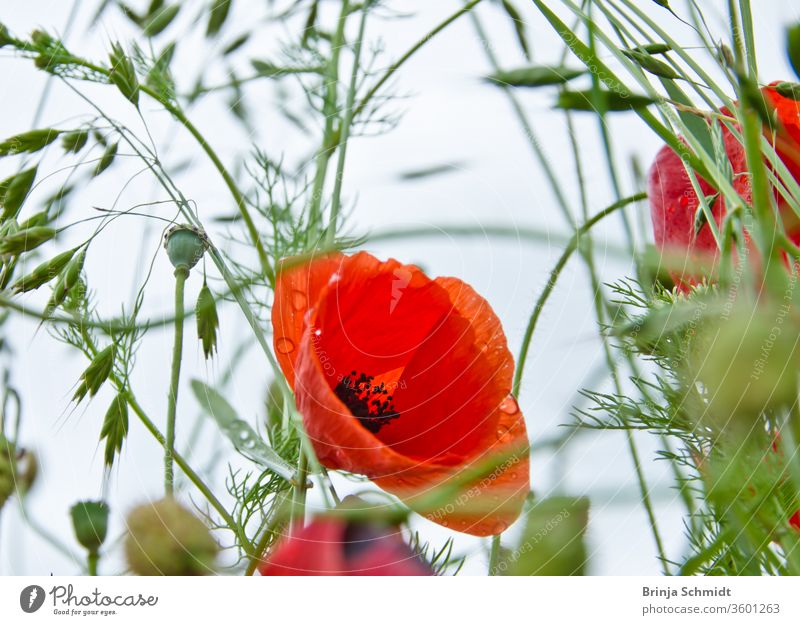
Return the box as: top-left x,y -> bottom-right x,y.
488,534 -> 501,575
326,2 -> 370,245
165,266 -> 188,496
308,0 -> 349,244
245,490 -> 291,576
512,193 -> 645,396
80,330 -> 249,554
87,551 -> 99,576
352,0 -> 485,121
292,449 -> 309,529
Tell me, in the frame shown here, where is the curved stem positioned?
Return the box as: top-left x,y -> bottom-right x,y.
352,0 -> 485,120
513,193 -> 646,397
165,266 -> 188,496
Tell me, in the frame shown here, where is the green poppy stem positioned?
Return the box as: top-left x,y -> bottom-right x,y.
165,266 -> 188,496
87,551 -> 99,576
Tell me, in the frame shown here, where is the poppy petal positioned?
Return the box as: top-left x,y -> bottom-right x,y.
272,253 -> 346,387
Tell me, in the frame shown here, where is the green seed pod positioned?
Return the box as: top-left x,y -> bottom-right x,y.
124,498 -> 218,576
0,435 -> 17,510
47,247 -> 86,313
61,129 -> 89,154
689,300 -> 800,428
195,280 -> 218,359
0,129 -> 61,157
164,225 -> 207,271
0,166 -> 37,221
93,142 -> 118,176
73,343 -> 116,403
11,247 -> 76,293
0,226 -> 57,256
70,500 -> 110,554
108,42 -> 139,107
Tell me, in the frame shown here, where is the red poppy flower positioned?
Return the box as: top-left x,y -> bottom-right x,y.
272,251 -> 530,536
259,514 -> 432,576
648,81 -> 800,289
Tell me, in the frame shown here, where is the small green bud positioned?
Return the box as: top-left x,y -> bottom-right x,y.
124,498 -> 218,576
0,226 -> 57,256
73,343 -> 116,403
11,247 -> 76,293
195,280 -> 218,359
164,225 -> 207,271
0,23 -> 13,48
70,500 -> 110,554
30,29 -> 54,47
0,435 -> 17,510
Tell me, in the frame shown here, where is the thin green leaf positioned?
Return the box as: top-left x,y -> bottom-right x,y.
485,65 -> 584,88
206,0 -> 233,37
143,3 -> 180,37
555,89 -> 656,112
190,379 -> 296,481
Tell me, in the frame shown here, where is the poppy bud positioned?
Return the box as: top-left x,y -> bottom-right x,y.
163,225 -> 207,272
16,449 -> 38,494
124,498 -> 218,576
69,500 -> 110,555
0,435 -> 17,510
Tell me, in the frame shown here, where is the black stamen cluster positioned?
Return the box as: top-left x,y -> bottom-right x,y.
334,370 -> 400,433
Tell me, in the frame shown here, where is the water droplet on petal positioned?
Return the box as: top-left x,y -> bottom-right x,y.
510,472 -> 518,480
499,395 -> 519,415
442,520 -> 450,527
290,289 -> 307,310
491,521 -> 507,534
496,424 -> 510,439
275,337 -> 295,354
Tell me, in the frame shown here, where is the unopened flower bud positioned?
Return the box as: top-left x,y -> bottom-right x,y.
70,500 -> 110,554
0,436 -> 17,510
163,225 -> 207,272
16,449 -> 38,494
124,498 -> 218,576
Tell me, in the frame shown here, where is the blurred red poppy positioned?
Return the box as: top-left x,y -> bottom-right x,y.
648,81 -> 800,289
259,515 -> 431,576
790,510 -> 800,533
272,251 -> 529,536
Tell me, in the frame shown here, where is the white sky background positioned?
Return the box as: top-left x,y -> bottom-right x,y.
1,0 -> 799,576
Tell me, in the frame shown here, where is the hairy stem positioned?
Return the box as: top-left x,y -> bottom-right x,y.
165,266 -> 188,496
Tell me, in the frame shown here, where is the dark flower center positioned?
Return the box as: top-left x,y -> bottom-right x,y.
334,371 -> 400,433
